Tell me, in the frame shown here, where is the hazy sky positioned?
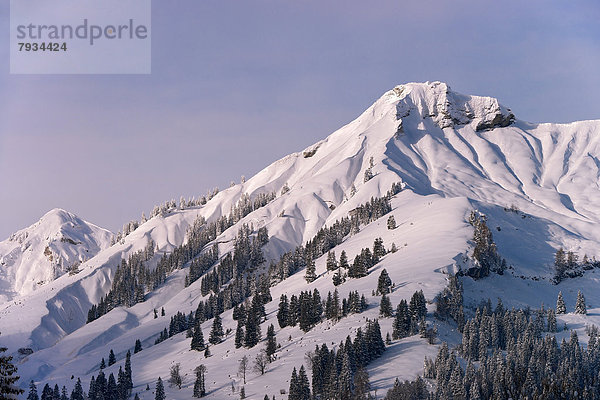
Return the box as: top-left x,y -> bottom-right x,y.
1,1 -> 599,239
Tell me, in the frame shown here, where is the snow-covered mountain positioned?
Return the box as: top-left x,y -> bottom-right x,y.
2,82 -> 600,399
0,208 -> 113,302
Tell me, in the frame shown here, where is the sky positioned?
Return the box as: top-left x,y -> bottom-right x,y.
0,0 -> 599,239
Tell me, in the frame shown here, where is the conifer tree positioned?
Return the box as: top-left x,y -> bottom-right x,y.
575,290 -> 587,314
27,380 -> 38,400
298,365 -> 311,400
108,349 -> 116,366
556,291 -> 566,314
339,251 -> 349,270
107,372 -> 118,400
547,308 -> 557,332
191,323 -> 206,350
193,364 -> 207,398
134,339 -> 142,354
326,251 -> 337,271
387,215 -> 397,230
70,379 -> 84,400
377,269 -> 392,295
124,350 -> 133,394
392,300 -> 410,340
209,314 -> 224,344
332,268 -> 344,286
380,294 -> 394,317
0,341 -> 23,398
235,320 -> 244,349
304,257 -> 316,283
155,377 -> 165,400
265,324 -> 277,362
288,367 -> 299,400
277,295 -> 289,328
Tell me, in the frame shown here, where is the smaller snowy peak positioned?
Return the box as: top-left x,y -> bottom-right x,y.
389,81 -> 515,131
0,208 -> 113,301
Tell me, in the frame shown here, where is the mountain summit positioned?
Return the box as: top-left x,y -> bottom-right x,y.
0,208 -> 113,301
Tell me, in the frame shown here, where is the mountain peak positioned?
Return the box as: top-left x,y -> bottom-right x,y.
388,81 -> 515,131
0,208 -> 113,300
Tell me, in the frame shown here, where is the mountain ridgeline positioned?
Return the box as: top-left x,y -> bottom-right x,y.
2,82 -> 600,400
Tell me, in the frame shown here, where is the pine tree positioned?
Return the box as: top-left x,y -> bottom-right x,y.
108,349 -> 116,366
27,380 -> 38,400
387,215 -> 397,230
277,294 -> 289,329
339,251 -> 349,270
304,257 -> 316,283
191,323 -> 206,350
107,372 -> 118,400
134,339 -> 143,354
547,308 -> 557,332
0,341 -> 23,398
235,320 -> 244,349
289,367 -> 299,400
244,303 -> 261,348
209,314 -> 224,344
100,358 -> 106,369
70,378 -> 84,400
124,350 -> 133,394
155,377 -> 166,400
379,294 -> 393,317
298,365 -> 311,400
265,324 -> 277,362
326,251 -> 338,271
339,353 -> 354,399
377,269 -> 392,295
372,237 -> 386,263
392,300 -> 410,340
193,364 -> 207,398
556,291 -> 566,314
332,268 -> 344,286
575,290 -> 587,314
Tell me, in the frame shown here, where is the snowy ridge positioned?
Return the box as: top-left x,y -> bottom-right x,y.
2,82 -> 600,398
0,209 -> 113,302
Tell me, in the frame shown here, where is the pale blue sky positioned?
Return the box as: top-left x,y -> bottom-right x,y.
1,0 -> 599,238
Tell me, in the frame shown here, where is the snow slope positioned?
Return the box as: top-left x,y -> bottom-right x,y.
0,209 -> 113,302
3,81 -> 600,398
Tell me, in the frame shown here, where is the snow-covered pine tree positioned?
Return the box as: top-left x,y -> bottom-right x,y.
155,377 -> 165,400
27,381 -> 38,400
575,290 -> 587,314
0,341 -> 23,399
556,291 -> 566,314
